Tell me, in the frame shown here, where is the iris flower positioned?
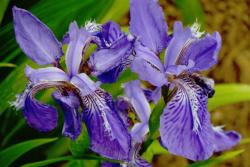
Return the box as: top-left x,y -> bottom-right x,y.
88,0 -> 241,161
11,0 -> 241,163
129,0 -> 241,161
101,80 -> 152,167
88,21 -> 136,83
12,7 -> 131,161
88,0 -> 169,84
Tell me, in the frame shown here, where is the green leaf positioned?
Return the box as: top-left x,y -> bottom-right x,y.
142,140 -> 168,162
240,138 -> 250,145
0,60 -> 32,116
175,0 -> 205,29
1,119 -> 26,147
0,0 -> 10,24
22,154 -> 114,167
148,98 -> 165,139
64,160 -> 100,167
70,124 -> 90,157
121,26 -> 129,33
45,137 -> 71,158
188,149 -> 244,167
0,62 -> 17,68
208,84 -> 250,110
0,138 -> 58,167
101,69 -> 138,97
21,156 -> 73,167
148,86 -> 177,140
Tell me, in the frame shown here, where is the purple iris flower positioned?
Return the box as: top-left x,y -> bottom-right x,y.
12,7 -> 131,161
101,162 -> 121,167
88,0 -> 169,84
128,0 -> 241,161
88,21 -> 136,83
106,80 -> 152,167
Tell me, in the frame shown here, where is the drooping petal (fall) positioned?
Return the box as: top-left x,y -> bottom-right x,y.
160,76 -> 215,161
23,83 -> 59,132
96,63 -> 128,83
187,32 -> 221,72
70,73 -> 131,160
212,126 -> 241,152
53,90 -> 82,140
101,162 -> 121,167
89,35 -> 135,83
130,0 -> 168,53
82,90 -> 131,160
13,7 -> 63,65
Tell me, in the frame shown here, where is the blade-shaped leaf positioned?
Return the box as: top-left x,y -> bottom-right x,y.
208,84 -> 250,110
0,62 -> 17,68
0,138 -> 57,167
70,124 -> 90,157
1,119 -> 26,147
148,98 -> 165,139
21,154 -> 116,167
21,156 -> 73,167
64,160 -> 100,167
188,149 -> 244,167
45,137 -> 71,158
0,0 -> 10,24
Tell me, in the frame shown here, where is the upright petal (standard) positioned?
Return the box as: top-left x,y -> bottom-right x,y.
65,22 -> 91,77
130,0 -> 168,53
124,80 -> 151,143
23,83 -> 60,132
13,7 -> 63,65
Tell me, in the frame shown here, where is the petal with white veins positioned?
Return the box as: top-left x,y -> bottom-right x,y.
160,76 -> 214,161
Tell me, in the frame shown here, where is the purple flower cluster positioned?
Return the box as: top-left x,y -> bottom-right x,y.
12,0 -> 240,166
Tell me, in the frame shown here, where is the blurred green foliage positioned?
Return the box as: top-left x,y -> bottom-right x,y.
0,138 -> 57,167
0,0 -> 10,24
175,0 -> 205,29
